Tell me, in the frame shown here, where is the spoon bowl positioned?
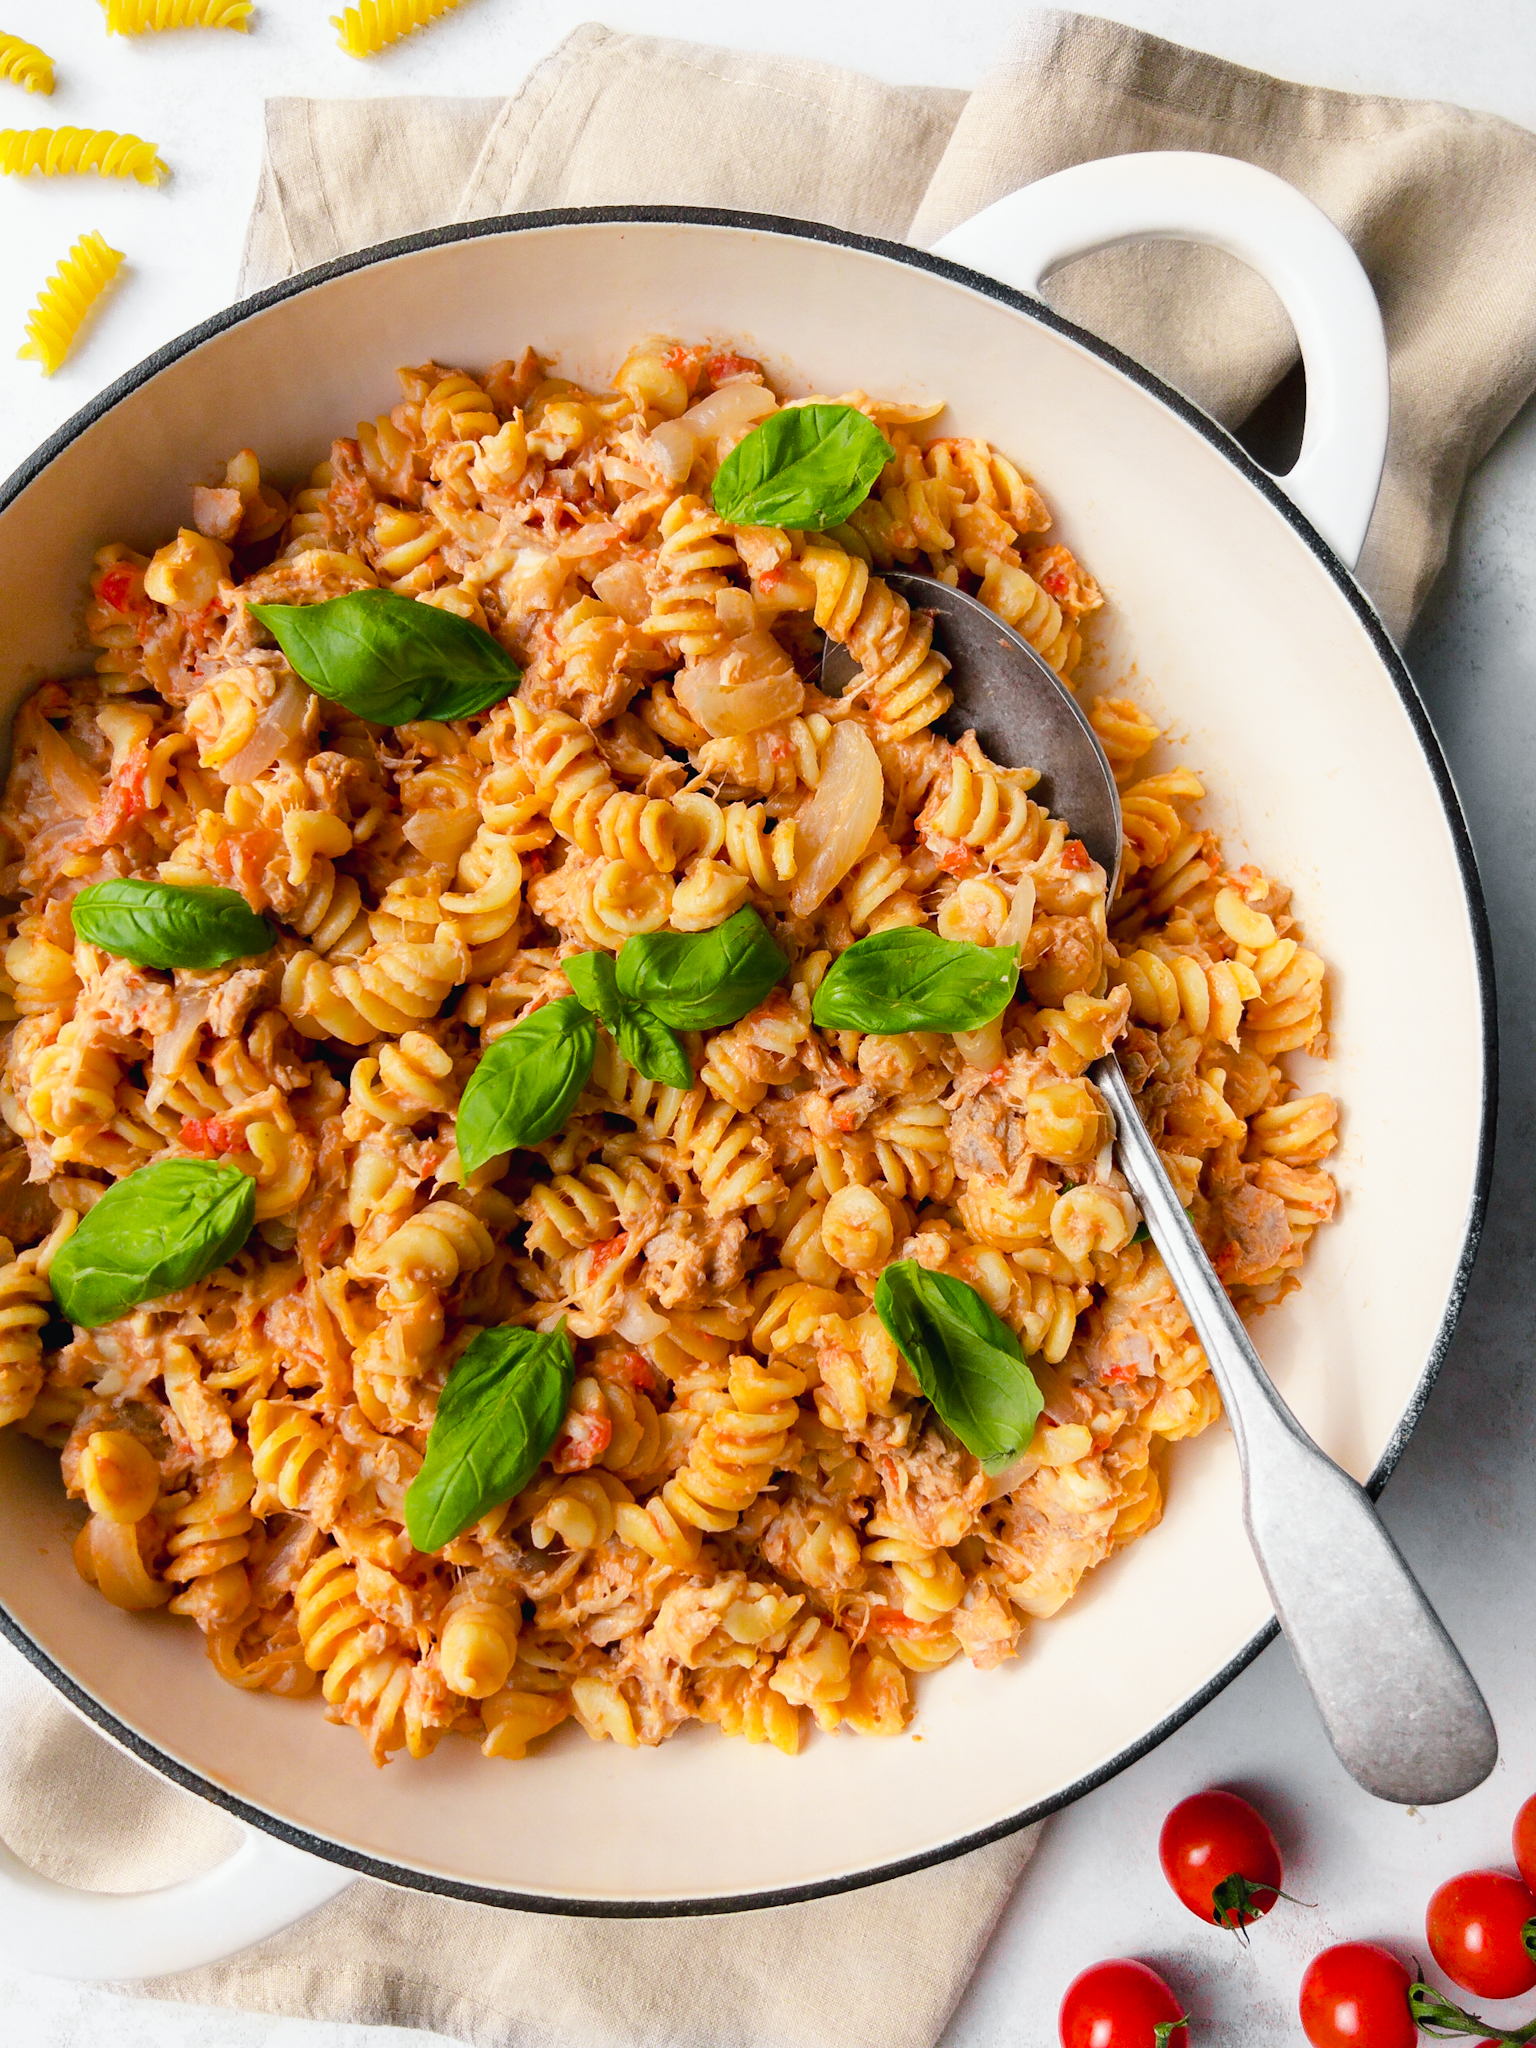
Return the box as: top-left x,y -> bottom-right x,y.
828,572 -> 1498,1806
821,574 -> 1123,892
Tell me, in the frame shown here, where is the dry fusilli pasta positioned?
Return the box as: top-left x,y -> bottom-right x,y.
0,32 -> 53,92
0,128 -> 167,183
102,0 -> 252,27
17,231 -> 124,376
332,0 -> 462,56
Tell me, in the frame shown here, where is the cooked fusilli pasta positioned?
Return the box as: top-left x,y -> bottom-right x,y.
17,230 -> 124,375
0,338 -> 1337,1767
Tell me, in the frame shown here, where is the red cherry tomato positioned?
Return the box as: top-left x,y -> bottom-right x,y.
1059,1960 -> 1189,2048
1425,1869 -> 1536,1999
1159,1790 -> 1282,1929
1513,1795 -> 1536,1896
1299,1944 -> 1416,2048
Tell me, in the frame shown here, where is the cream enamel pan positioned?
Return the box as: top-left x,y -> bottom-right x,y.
0,184 -> 1495,1963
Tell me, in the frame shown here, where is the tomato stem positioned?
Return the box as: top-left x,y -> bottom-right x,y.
1209,1875 -> 1307,1941
1152,2018 -> 1190,2047
1410,1974 -> 1536,2041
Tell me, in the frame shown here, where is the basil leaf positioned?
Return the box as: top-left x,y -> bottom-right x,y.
874,1261 -> 1043,1475
50,1158 -> 256,1328
456,996 -> 595,1172
812,927 -> 1019,1034
405,1321 -> 575,1552
615,1006 -> 693,1089
615,908 -> 789,1031
710,404 -> 894,531
70,878 -> 275,971
563,949 -> 621,1027
249,588 -> 520,726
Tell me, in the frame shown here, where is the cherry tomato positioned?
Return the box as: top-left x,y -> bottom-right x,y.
1425,1869 -> 1536,1999
1512,1795 -> 1536,1896
1159,1790 -> 1282,1930
1059,1959 -> 1189,2048
1299,1944 -> 1416,2048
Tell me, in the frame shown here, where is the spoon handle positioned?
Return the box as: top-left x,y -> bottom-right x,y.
1091,1052 -> 1496,1803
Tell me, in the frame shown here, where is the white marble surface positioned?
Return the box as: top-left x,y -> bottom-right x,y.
5,3 -> 1536,2043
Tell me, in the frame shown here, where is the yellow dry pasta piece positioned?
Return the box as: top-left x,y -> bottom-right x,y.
18,231 -> 125,376
102,0 -> 253,29
0,128 -> 168,184
0,33 -> 54,93
332,0 -> 462,57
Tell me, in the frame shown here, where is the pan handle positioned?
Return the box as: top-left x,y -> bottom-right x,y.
0,1818 -> 354,1980
930,151 -> 1390,571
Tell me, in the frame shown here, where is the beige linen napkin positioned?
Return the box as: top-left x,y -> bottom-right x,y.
241,14 -> 1536,641
8,14 -> 1536,2047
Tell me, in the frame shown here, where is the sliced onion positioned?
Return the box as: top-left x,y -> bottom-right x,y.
998,874 -> 1036,949
954,1020 -> 1005,1071
30,715 -> 101,818
615,1296 -> 669,1345
675,632 -> 802,738
641,386 -> 777,484
500,547 -> 566,612
590,558 -> 652,624
679,382 -> 777,446
552,520 -> 620,561
791,721 -> 884,916
643,421 -> 694,483
147,992 -> 209,1108
219,675 -> 308,784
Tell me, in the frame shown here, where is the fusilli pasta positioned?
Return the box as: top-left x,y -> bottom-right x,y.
102,0 -> 252,28
0,336 -> 1338,1767
0,33 -> 53,93
332,0 -> 461,56
18,230 -> 124,375
0,128 -> 168,183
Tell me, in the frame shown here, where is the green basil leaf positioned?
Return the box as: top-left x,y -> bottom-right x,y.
562,949 -> 621,1027
710,403 -> 894,531
614,1006 -> 693,1089
405,1321 -> 575,1552
50,1158 -> 256,1328
874,1261 -> 1043,1475
615,907 -> 789,1031
70,878 -> 275,971
456,996 -> 595,1171
812,927 -> 1019,1034
249,588 -> 520,726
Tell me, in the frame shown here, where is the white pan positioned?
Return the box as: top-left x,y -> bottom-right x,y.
0,153 -> 1494,1976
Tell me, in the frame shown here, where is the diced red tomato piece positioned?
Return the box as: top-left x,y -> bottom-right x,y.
98,567 -> 149,615
550,1408 -> 613,1474
588,1232 -> 629,1278
705,352 -> 761,384
211,828 -> 277,899
1061,838 -> 1092,871
91,744 -> 152,843
613,1349 -> 661,1398
180,1116 -> 250,1157
868,1607 -> 925,1636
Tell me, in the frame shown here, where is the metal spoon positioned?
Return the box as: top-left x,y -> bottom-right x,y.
824,573 -> 1496,1805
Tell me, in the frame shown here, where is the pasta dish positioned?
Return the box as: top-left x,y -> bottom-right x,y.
0,339 -> 1338,1765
